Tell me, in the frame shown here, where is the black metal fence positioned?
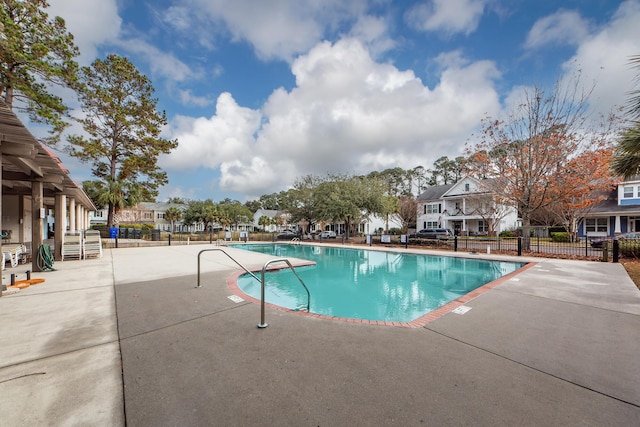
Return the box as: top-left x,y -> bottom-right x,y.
364,235 -> 633,262
95,227 -> 639,262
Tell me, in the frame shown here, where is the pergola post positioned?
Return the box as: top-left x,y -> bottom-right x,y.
54,193 -> 66,261
31,181 -> 44,272
76,204 -> 83,231
68,197 -> 76,233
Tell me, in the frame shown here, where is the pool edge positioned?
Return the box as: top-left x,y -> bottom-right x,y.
227,260 -> 538,328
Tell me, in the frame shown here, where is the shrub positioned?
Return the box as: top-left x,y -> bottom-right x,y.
116,223 -> 155,230
499,230 -> 516,238
516,227 -> 535,237
619,240 -> 640,258
550,232 -> 570,242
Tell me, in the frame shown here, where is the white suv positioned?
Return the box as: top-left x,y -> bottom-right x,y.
319,230 -> 337,239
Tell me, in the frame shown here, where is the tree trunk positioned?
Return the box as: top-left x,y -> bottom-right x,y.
4,87 -> 14,108
107,202 -> 115,228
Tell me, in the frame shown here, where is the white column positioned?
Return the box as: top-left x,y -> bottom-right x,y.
615,215 -> 621,234
68,198 -> 76,233
76,204 -> 83,231
54,194 -> 66,261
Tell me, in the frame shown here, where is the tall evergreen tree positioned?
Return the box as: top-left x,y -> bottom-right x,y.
67,54 -> 178,227
0,0 -> 79,142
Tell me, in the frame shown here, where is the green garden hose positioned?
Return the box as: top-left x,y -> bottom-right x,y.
37,245 -> 56,271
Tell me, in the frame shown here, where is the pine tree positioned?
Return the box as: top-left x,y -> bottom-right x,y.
0,0 -> 79,142
67,55 -> 178,227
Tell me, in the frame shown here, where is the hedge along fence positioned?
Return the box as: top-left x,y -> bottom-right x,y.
619,240 -> 640,258
550,232 -> 570,242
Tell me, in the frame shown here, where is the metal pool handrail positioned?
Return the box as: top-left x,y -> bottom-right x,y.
195,249 -> 311,329
258,258 -> 311,329
195,248 -> 261,288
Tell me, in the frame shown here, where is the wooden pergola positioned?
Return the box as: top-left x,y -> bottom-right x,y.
0,101 -> 96,272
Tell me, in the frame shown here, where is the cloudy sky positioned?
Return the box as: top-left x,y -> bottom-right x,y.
45,0 -> 640,202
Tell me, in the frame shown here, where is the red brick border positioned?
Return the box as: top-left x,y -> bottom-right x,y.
227,261 -> 537,328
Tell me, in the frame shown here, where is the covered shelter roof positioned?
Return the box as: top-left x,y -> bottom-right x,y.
0,101 -> 96,210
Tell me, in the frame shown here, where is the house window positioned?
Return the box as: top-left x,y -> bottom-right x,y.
478,220 -> 488,233
464,183 -> 470,192
426,221 -> 438,228
157,213 -> 165,219
143,212 -> 152,220
95,211 -> 103,218
624,186 -> 634,198
427,203 -> 439,214
585,218 -> 608,233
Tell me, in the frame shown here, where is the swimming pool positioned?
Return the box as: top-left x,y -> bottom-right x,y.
232,244 -> 525,323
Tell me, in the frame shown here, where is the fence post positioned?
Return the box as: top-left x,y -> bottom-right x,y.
168,233 -> 171,246
613,239 -> 619,263
585,237 -> 588,257
517,237 -> 522,256
454,235 -> 458,252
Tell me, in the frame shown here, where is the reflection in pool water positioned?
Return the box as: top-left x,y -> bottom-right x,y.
233,244 -> 524,323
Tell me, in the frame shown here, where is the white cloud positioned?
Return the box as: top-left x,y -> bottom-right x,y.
170,0 -> 368,61
178,90 -> 214,107
163,38 -> 501,198
113,38 -> 195,83
48,0 -> 121,63
560,0 -> 640,115
220,157 -> 281,196
49,1 -> 196,87
405,0 -> 487,36
348,15 -> 396,58
525,10 -> 590,50
162,92 -> 262,170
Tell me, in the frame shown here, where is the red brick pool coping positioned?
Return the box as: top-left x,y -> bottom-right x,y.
227,260 -> 538,328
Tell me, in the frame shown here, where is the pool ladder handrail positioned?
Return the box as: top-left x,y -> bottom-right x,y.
258,258 -> 311,329
195,248 -> 311,329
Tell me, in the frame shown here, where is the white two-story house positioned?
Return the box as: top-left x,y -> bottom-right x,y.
416,177 -> 519,236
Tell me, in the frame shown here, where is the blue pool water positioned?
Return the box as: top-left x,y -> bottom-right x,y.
232,244 -> 524,323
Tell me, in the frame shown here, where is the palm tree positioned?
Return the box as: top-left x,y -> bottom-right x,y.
97,178 -> 126,228
612,55 -> 640,178
258,215 -> 273,231
164,207 -> 183,233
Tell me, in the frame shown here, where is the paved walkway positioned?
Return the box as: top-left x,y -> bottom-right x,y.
1,243 -> 639,426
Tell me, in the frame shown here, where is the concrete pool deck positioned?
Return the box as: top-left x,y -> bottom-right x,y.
1,243 -> 639,425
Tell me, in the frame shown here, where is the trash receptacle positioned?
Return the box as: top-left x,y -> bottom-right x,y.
118,228 -> 126,239
151,229 -> 160,241
133,229 -> 141,239
109,227 -> 118,238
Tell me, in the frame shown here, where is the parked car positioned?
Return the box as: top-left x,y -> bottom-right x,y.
409,228 -> 453,239
590,232 -> 640,248
319,230 -> 337,239
277,230 -> 297,240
